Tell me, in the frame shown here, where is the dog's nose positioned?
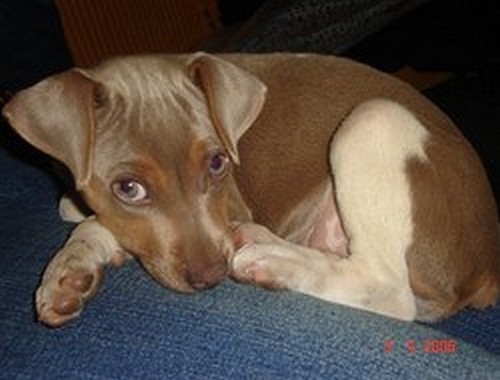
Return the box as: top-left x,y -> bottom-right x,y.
187,263 -> 228,290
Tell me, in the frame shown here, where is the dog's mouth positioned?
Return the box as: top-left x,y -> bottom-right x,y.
139,260 -> 228,293
138,242 -> 233,293
185,261 -> 229,291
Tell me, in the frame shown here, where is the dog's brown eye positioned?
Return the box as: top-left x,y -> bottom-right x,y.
208,151 -> 229,178
112,179 -> 149,205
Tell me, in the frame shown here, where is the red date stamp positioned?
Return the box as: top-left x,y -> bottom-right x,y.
384,339 -> 458,354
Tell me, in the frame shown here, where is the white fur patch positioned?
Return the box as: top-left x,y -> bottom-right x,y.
329,98 -> 429,320
59,194 -> 87,223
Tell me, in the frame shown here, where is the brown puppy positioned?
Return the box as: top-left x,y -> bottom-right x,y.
3,53 -> 499,326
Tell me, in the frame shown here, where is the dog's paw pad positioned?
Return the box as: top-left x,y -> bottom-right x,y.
242,261 -> 280,289
59,272 -> 94,293
52,294 -> 83,316
36,292 -> 84,327
110,251 -> 128,267
231,246 -> 285,290
36,268 -> 102,327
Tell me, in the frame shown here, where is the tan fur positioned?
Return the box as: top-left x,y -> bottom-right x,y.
406,132 -> 500,321
3,53 -> 499,326
225,54 -> 457,230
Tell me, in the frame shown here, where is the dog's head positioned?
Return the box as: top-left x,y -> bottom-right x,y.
3,53 -> 267,292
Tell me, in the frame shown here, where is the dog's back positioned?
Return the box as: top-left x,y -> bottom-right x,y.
224,54 -> 462,225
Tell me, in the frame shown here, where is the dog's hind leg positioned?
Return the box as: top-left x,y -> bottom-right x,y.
36,217 -> 128,326
231,223 -> 417,320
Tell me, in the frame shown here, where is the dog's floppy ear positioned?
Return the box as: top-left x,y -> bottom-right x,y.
188,53 -> 267,164
2,70 -> 100,189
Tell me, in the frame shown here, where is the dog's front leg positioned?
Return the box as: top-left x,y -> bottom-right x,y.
36,217 -> 127,327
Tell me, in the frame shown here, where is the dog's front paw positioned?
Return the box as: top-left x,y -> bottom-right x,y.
36,266 -> 102,327
36,240 -> 124,327
231,223 -> 282,249
230,244 -> 289,290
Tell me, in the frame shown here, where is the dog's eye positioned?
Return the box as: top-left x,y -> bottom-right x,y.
112,179 -> 149,205
208,151 -> 229,178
